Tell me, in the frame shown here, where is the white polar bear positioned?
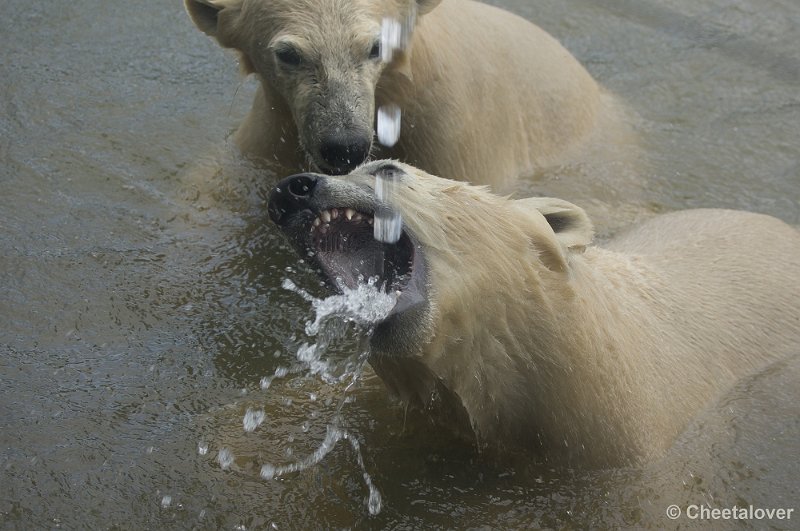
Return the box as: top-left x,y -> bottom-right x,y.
268,160 -> 800,466
185,0 -> 632,189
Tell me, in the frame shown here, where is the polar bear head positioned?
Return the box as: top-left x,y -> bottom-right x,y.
269,161 -> 594,443
185,0 -> 442,174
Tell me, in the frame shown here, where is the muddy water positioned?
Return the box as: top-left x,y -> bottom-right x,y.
1,0 -> 798,529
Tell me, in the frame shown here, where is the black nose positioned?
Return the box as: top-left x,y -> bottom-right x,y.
268,173 -> 318,226
319,133 -> 370,174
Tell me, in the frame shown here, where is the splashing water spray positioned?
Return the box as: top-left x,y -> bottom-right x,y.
255,279 -> 398,516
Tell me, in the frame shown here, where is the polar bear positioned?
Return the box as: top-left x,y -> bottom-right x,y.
268,160 -> 800,467
184,0 -> 630,189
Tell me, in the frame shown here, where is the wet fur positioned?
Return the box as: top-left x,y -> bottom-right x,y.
332,162 -> 800,467
184,0 -> 631,187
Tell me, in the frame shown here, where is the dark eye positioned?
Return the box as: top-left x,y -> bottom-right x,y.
369,41 -> 381,60
374,163 -> 403,179
274,46 -> 302,67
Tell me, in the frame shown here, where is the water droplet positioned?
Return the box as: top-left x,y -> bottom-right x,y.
380,10 -> 415,63
367,488 -> 382,515
197,441 -> 209,456
161,495 -> 172,509
380,18 -> 402,63
377,104 -> 401,147
260,464 -> 276,480
243,408 -> 266,433
218,447 -> 234,470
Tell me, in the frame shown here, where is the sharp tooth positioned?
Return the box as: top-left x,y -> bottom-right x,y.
367,218 -> 374,225
353,213 -> 362,221
321,211 -> 331,223
331,208 -> 339,220
345,208 -> 355,220
313,218 -> 321,227
320,224 -> 329,235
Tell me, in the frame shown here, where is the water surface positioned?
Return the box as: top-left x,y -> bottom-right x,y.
1,0 -> 798,529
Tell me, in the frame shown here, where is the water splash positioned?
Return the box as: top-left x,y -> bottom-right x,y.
282,277 -> 397,340
258,341 -> 382,514
251,277 -> 396,515
259,424 -> 382,515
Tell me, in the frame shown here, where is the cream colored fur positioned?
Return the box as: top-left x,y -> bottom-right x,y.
184,0 -> 631,189
342,163 -> 800,466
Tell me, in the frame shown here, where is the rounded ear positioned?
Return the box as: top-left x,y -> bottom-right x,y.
513,197 -> 594,272
416,0 -> 443,15
184,0 -> 242,46
527,197 -> 594,253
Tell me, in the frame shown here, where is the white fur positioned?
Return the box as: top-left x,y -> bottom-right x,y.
185,0 -> 632,188
340,163 -> 800,466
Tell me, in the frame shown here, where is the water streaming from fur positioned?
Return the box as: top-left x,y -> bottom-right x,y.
254,277 -> 397,515
374,12 -> 414,244
374,170 -> 403,244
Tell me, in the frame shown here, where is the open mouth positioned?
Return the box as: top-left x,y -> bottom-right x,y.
269,171 -> 429,337
306,206 -> 416,306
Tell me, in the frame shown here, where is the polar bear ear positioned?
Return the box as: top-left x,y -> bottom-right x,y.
416,0 -> 443,15
514,197 -> 594,271
530,197 -> 594,252
184,0 -> 242,43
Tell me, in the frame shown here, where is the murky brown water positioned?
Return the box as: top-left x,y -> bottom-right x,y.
2,0 -> 798,529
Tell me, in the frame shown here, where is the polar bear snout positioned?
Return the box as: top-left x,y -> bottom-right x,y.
269,171 -> 430,354
268,173 -> 319,227
317,132 -> 372,176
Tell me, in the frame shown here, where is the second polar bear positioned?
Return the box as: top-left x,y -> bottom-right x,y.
184,0 -> 631,189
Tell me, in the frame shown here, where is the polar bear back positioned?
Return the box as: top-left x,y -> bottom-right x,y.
605,208 -> 800,373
